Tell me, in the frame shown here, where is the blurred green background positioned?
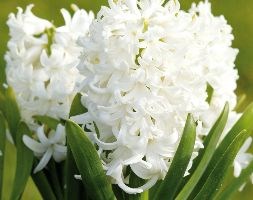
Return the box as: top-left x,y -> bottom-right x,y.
1,0 -> 253,199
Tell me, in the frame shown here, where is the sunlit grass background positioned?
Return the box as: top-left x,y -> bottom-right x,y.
1,0 -> 253,199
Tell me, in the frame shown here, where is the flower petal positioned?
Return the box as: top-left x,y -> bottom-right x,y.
33,147 -> 53,173
23,135 -> 47,153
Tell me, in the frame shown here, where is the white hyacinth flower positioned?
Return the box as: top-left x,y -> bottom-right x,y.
23,124 -> 66,173
5,5 -> 94,129
74,0 -> 243,193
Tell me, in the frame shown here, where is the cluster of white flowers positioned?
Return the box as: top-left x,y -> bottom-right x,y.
5,4 -> 94,171
5,5 -> 94,128
5,0 -> 253,193
73,0 -> 245,193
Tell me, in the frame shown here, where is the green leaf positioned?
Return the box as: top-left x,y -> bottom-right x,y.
66,120 -> 115,200
64,93 -> 89,200
215,160 -> 253,200
154,114 -> 196,200
112,185 -> 128,200
65,147 -> 87,200
192,130 -> 249,200
33,115 -> 60,130
176,102 -> 253,199
176,103 -> 229,199
47,160 -> 64,200
235,93 -> 247,112
219,102 -> 253,152
140,191 -> 148,200
192,103 -> 229,169
149,181 -> 162,200
69,93 -> 87,117
206,83 -> 214,104
10,122 -> 34,200
32,169 -> 57,200
187,102 -> 253,198
0,87 -> 21,143
0,112 -> 6,199
129,171 -> 148,200
111,167 -> 147,200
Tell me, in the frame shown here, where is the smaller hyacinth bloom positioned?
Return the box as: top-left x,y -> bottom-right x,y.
23,124 -> 66,173
5,5 -> 94,129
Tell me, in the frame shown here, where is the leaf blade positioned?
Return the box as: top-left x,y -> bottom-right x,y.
66,120 -> 115,200
10,122 -> 34,200
129,171 -> 147,200
65,93 -> 89,200
192,130 -> 249,200
176,103 -> 229,199
185,103 -> 253,199
215,160 -> 253,200
32,169 -> 57,200
46,160 -> 64,200
0,112 -> 6,199
154,114 -> 196,200
0,87 -> 21,143
33,115 -> 60,130
65,147 -> 86,200
69,93 -> 87,117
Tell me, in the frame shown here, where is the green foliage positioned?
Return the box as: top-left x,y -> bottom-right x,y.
216,161 -> 253,200
65,93 -> 87,199
206,83 -> 214,104
193,102 -> 253,192
0,112 -> 6,199
0,87 -> 21,143
10,122 -> 34,200
193,130 -> 249,200
69,93 -> 87,117
152,103 -> 253,200
46,160 -> 64,200
176,103 -> 229,199
154,114 -> 196,200
31,169 -> 57,200
128,171 -> 148,200
148,181 -> 162,200
65,147 -> 85,200
33,115 -> 60,130
66,120 -> 115,200
113,185 -> 128,200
